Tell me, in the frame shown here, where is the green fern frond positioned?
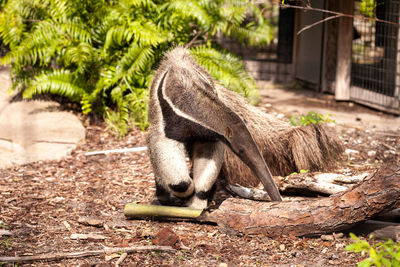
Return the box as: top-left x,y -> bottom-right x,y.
118,44 -> 152,70
61,22 -> 92,44
96,44 -> 154,98
104,20 -> 170,51
23,70 -> 87,101
46,0 -> 70,20
1,20 -> 60,66
218,4 -> 247,28
110,85 -> 125,105
95,65 -> 118,93
119,0 -> 157,12
104,106 -> 130,137
130,20 -> 172,46
245,2 -> 266,25
2,44 -> 54,67
103,24 -> 132,50
227,22 -> 273,46
190,46 -> 257,99
124,87 -> 149,130
91,7 -> 122,44
161,0 -> 212,28
105,86 -> 149,136
0,12 -> 25,47
61,42 -> 96,73
119,44 -> 154,85
10,0 -> 48,20
0,0 -> 49,48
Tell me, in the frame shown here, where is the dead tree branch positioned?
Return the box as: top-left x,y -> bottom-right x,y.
205,163 -> 400,237
297,14 -> 342,35
279,3 -> 398,26
0,245 -> 175,263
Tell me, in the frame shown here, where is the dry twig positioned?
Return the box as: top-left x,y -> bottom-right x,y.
279,3 -> 398,26
115,252 -> 128,267
297,14 -> 341,35
0,245 -> 175,263
85,146 -> 147,156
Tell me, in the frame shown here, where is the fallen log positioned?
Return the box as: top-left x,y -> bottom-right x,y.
205,163 -> 400,237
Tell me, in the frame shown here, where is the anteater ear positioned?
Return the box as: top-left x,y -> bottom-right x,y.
159,69 -> 282,202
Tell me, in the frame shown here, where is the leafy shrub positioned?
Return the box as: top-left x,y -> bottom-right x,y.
360,0 -> 377,18
289,111 -> 335,126
0,0 -> 273,135
345,233 -> 400,267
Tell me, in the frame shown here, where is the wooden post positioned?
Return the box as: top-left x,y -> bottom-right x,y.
335,0 -> 354,100
395,3 -> 400,108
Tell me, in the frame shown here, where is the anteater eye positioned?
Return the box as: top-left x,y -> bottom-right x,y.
225,127 -> 232,139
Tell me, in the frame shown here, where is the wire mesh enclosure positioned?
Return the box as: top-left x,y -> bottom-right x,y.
351,0 -> 400,99
218,0 -> 295,83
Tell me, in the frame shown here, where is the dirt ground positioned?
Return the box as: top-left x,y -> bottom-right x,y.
1,92 -> 399,266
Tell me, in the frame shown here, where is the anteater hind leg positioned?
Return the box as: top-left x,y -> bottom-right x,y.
187,141 -> 225,209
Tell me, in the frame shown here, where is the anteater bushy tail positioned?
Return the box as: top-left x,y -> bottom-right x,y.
217,85 -> 344,187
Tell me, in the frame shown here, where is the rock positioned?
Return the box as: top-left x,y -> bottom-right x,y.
0,229 -> 13,236
0,67 -> 85,169
321,234 -> 334,241
345,149 -> 359,155
153,228 -> 180,248
333,233 -> 344,239
78,216 -> 104,227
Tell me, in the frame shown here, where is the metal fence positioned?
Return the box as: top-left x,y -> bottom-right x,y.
218,1 -> 295,83
350,0 -> 400,113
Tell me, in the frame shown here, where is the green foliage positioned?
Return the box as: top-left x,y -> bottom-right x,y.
289,169 -> 309,175
360,0 -> 377,18
289,111 -> 335,126
346,233 -> 400,267
0,0 -> 273,134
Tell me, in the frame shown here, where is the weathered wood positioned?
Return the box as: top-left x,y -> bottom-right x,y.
0,245 -> 175,263
206,164 -> 400,237
374,208 -> 400,222
281,172 -> 370,194
350,220 -> 400,241
228,172 -> 369,200
372,225 -> 400,242
124,203 -> 203,219
85,146 -> 147,156
335,0 -> 354,100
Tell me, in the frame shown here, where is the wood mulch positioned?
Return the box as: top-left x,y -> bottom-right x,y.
0,114 -> 399,266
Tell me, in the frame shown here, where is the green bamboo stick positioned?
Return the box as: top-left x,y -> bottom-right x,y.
124,203 -> 203,219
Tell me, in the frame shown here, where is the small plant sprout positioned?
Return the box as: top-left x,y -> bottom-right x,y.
345,233 -> 400,267
289,111 -> 335,126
